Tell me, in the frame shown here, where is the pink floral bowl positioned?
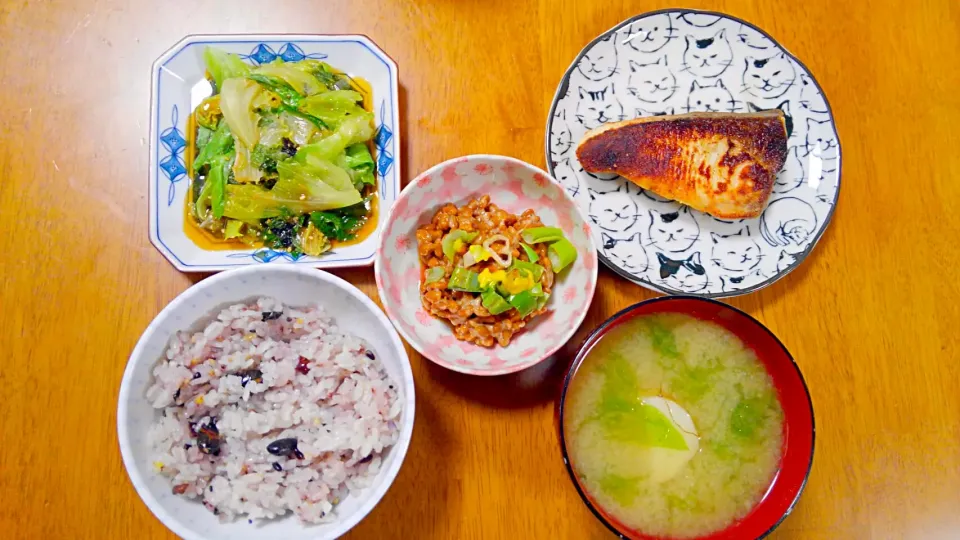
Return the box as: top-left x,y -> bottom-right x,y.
375,155 -> 599,376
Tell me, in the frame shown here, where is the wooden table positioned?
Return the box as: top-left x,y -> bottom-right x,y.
2,1 -> 958,538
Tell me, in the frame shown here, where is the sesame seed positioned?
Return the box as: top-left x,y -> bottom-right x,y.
272,462 -> 282,472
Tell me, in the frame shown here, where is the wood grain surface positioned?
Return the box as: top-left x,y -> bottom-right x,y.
1,1 -> 958,538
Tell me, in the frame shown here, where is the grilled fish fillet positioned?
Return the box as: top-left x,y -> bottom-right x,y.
576,111 -> 788,219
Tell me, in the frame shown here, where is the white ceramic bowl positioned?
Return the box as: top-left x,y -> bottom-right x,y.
117,266 -> 415,540
375,155 -> 599,376
149,34 -> 401,271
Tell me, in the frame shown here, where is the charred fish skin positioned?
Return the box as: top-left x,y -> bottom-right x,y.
577,112 -> 788,219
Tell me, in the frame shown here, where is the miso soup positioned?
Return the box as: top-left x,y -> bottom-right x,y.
563,313 -> 784,538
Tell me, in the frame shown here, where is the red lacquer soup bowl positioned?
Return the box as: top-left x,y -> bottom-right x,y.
557,296 -> 815,540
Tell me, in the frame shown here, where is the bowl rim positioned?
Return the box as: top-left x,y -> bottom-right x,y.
374,153 -> 599,376
116,265 -> 416,540
147,33 -> 401,272
543,7 -> 843,299
556,295 -> 815,540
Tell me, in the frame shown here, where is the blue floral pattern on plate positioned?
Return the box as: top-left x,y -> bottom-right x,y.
226,249 -> 304,263
148,35 -> 400,272
158,106 -> 187,206
241,43 -> 328,65
374,100 -> 395,196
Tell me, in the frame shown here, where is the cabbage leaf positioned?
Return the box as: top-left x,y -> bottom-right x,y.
203,47 -> 250,91
251,62 -> 325,96
221,160 -> 362,220
298,90 -> 367,128
220,78 -> 261,149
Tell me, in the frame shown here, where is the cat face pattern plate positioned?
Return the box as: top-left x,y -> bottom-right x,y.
546,9 -> 840,297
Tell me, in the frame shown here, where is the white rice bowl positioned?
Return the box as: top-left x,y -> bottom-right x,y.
118,267 -> 415,540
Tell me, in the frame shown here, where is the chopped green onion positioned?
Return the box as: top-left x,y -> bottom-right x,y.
548,238 -> 578,273
510,259 -> 545,282
536,291 -> 551,310
508,290 -> 539,318
447,268 -> 482,292
441,230 -> 478,261
521,226 -> 564,244
520,242 -> 539,262
424,267 -> 445,284
481,289 -> 512,315
529,283 -> 544,297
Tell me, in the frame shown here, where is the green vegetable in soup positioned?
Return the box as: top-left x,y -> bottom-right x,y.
594,351 -> 640,416
730,394 -> 774,440
600,403 -> 689,451
643,318 -> 679,359
670,360 -> 722,403
598,472 -> 642,507
585,351 -> 687,450
562,313 -> 786,538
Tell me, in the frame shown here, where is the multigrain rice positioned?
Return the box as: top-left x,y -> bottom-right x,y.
145,298 -> 401,523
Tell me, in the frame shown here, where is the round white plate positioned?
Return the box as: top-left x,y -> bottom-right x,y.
546,9 -> 841,297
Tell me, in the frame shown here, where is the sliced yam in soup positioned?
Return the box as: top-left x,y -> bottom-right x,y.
564,313 -> 784,539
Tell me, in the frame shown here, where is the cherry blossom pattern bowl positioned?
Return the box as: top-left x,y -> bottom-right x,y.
375,155 -> 598,376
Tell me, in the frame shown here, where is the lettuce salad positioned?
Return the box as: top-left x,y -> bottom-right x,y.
189,47 -> 377,257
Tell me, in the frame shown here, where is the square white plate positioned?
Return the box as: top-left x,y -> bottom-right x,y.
149,34 -> 400,271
